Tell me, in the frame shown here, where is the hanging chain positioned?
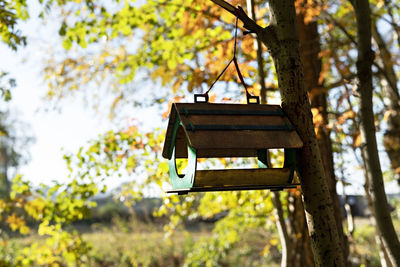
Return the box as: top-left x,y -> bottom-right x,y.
195,12 -> 259,104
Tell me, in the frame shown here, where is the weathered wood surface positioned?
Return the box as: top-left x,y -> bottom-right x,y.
193,168 -> 291,187
181,114 -> 285,126
186,130 -> 302,151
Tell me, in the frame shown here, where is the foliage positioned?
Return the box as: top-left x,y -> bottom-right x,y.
0,124 -> 167,265
62,125 -> 168,206
0,0 -> 28,101
351,220 -> 383,266
42,0 -> 263,114
0,72 -> 15,102
184,199 -> 274,266
0,0 -> 28,51
0,172 -> 98,265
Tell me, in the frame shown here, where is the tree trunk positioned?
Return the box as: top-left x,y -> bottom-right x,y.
371,21 -> 400,184
363,160 -> 393,267
272,192 -> 292,267
296,7 -> 349,264
287,193 -> 315,267
0,144 -> 9,198
342,83 -> 393,266
245,1 -> 316,265
257,1 -> 345,265
245,2 -> 295,266
350,0 -> 400,265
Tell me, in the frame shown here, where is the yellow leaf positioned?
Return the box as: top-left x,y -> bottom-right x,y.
20,225 -> 30,235
270,238 -> 279,246
311,108 -> 324,130
354,134 -> 362,147
6,213 -> 29,234
38,221 -> 55,236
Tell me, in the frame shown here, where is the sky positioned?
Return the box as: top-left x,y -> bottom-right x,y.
0,2 -> 113,187
0,53 -> 112,187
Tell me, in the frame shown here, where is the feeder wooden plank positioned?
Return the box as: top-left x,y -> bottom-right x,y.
175,148 -> 259,158
179,114 -> 286,127
174,126 -> 259,158
193,168 -> 292,187
174,126 -> 188,157
174,129 -> 303,158
187,130 -> 303,150
196,148 -> 258,158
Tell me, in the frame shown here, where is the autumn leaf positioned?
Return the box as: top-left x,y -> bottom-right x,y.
353,134 -> 362,148
338,110 -> 356,125
6,213 -> 29,234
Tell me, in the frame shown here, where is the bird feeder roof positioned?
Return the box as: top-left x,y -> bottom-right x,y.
162,103 -> 303,159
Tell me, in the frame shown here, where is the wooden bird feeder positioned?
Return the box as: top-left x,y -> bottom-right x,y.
162,102 -> 303,194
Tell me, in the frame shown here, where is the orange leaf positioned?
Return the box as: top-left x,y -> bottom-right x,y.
353,134 -> 362,148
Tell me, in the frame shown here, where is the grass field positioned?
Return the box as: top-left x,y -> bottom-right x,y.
80,227 -> 281,266
2,217 -> 398,266
3,219 -> 281,266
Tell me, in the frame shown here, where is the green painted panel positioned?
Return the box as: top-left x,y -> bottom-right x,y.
168,118 -> 197,190
169,145 -> 197,190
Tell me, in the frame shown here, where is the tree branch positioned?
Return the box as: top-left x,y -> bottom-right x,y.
209,0 -> 278,55
210,0 -> 262,33
258,26 -> 280,57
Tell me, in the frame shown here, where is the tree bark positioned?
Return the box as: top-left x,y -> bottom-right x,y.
296,7 -> 349,265
350,0 -> 400,265
287,193 -> 315,267
258,1 -> 345,265
363,156 -> 393,267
